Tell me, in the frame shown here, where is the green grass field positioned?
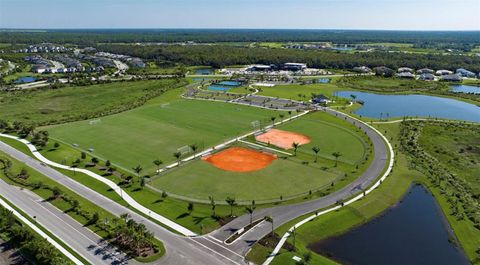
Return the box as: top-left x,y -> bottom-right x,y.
248,82 -> 350,105
150,110 -> 368,201
419,124 -> 480,195
150,145 -> 339,201
275,111 -> 367,164
0,79 -> 186,125
46,89 -> 280,173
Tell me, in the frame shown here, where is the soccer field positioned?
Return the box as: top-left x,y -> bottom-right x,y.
46,92 -> 280,173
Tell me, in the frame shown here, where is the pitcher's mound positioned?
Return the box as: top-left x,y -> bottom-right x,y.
256,129 -> 311,149
203,147 -> 277,172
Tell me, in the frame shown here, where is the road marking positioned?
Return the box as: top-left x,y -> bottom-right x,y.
201,236 -> 244,258
188,238 -> 242,265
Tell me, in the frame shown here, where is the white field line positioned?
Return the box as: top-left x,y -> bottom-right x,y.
262,108 -> 395,265
237,139 -> 292,156
0,133 -> 198,237
0,196 -> 86,265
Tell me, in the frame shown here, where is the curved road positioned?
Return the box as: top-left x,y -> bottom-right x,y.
0,103 -> 391,264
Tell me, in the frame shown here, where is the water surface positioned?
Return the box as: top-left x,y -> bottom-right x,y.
336,91 -> 480,122
451,85 -> 480,94
310,185 -> 469,265
14,76 -> 37,84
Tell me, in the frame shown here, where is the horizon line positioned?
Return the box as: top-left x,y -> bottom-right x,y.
1,27 -> 479,32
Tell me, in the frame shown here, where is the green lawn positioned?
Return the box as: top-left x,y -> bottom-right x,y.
275,111 -> 367,164
247,83 -> 350,105
419,124 -> 480,195
46,90 -> 280,173
150,145 -> 339,201
0,79 -> 186,125
150,110 -> 368,201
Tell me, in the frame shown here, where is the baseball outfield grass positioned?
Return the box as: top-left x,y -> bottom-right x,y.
45,88 -> 281,173
150,111 -> 369,201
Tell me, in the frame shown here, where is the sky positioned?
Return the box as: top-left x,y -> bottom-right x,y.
0,0 -> 479,30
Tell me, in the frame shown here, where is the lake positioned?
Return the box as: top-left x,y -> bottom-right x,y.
14,76 -> 37,84
309,185 -> 469,265
336,91 -> 480,122
451,85 -> 480,94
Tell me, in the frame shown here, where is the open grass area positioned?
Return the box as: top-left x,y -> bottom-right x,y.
419,124 -> 480,195
249,83 -> 345,102
338,75 -> 447,92
150,144 -> 340,202
150,110 -> 369,201
46,88 -> 279,173
0,79 -> 186,125
275,111 -> 367,164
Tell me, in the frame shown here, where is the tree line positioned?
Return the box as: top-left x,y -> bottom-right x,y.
1,29 -> 479,46
99,44 -> 480,73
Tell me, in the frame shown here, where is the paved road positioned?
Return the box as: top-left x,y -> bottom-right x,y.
0,179 -> 120,265
0,141 -> 244,265
206,106 -> 390,256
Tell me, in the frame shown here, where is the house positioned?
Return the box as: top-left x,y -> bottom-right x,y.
373,66 -> 394,77
352,66 -> 371,73
398,67 -> 414,73
436,69 -> 453,76
282,63 -> 307,71
418,73 -> 435,81
312,94 -> 331,104
397,72 -> 415,79
456,68 -> 476,78
32,64 -> 47,74
440,74 -> 462,82
416,68 -> 434,74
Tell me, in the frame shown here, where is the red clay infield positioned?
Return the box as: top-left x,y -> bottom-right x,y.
255,129 -> 311,149
202,147 -> 277,172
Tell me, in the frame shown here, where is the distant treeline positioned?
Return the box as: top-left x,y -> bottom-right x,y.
1,29 -> 479,46
99,44 -> 480,72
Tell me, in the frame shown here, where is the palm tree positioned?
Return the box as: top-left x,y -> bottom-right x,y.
189,144 -> 198,158
173,151 -> 182,165
209,196 -> 216,217
187,202 -> 194,214
132,165 -> 143,178
264,216 -> 274,236
153,159 -> 162,173
332,152 -> 342,167
290,226 -> 297,251
245,205 -> 255,225
312,146 -> 320,163
292,142 -> 300,156
225,197 -> 237,217
279,113 -> 285,123
140,177 -> 145,189
270,116 -> 276,125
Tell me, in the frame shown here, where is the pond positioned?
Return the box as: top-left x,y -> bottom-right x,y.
207,81 -> 243,91
195,68 -> 214,75
309,185 -> 469,265
14,76 -> 37,84
318,78 -> 331,83
451,85 -> 480,94
336,91 -> 480,122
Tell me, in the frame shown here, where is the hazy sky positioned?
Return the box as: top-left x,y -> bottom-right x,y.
1,0 -> 479,30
